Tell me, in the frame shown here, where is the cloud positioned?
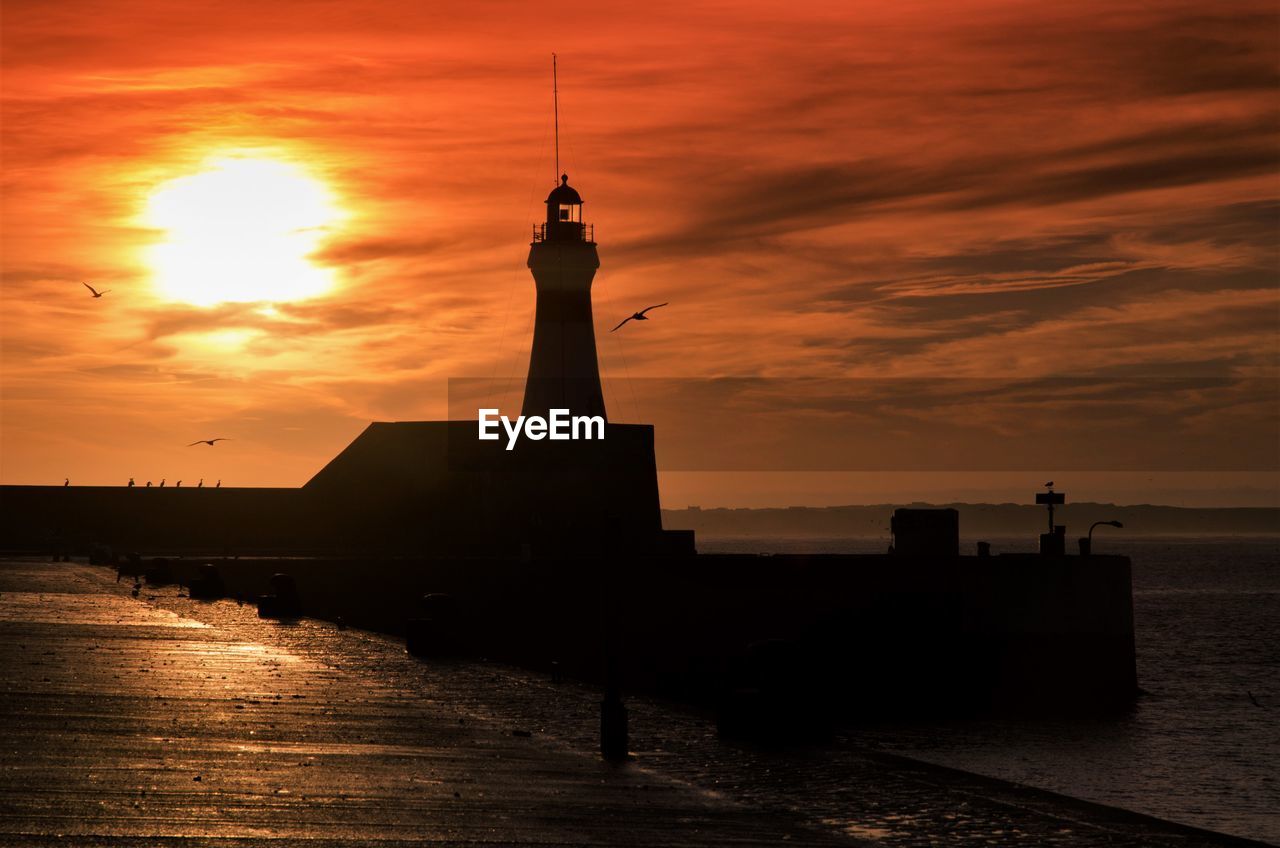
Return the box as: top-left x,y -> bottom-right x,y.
1,0 -> 1276,495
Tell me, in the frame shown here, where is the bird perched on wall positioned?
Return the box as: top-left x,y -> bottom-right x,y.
1044,481 -> 1055,488
82,282 -> 110,298
188,438 -> 231,447
611,303 -> 669,332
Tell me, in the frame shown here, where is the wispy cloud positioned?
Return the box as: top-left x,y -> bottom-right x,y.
1,0 -> 1275,495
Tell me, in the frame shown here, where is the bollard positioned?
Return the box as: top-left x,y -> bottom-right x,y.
601,628 -> 628,761
188,563 -> 224,600
144,558 -> 174,586
406,593 -> 460,657
257,573 -> 300,618
600,692 -> 628,761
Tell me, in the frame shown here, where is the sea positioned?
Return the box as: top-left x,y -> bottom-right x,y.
698,536 -> 1280,845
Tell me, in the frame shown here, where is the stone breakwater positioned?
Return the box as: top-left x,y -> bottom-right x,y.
0,559 -> 1263,847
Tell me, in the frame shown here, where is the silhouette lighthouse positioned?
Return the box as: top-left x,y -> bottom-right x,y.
521,174 -> 607,421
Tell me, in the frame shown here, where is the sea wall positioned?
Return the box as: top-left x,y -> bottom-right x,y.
0,420 -> 667,556
108,550 -> 1138,716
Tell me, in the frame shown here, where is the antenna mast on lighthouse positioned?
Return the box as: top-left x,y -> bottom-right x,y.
552,53 -> 560,182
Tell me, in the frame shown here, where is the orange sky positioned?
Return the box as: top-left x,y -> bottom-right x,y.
2,0 -> 1277,506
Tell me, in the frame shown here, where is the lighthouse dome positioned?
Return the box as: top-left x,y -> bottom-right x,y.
546,174 -> 582,205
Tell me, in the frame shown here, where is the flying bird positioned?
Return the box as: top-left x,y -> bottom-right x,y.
188,438 -> 231,447
82,282 -> 110,298
611,302 -> 669,332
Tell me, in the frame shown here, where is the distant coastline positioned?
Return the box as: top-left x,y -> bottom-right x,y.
663,503 -> 1280,538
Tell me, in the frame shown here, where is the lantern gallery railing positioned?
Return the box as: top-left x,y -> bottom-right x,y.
532,222 -> 595,243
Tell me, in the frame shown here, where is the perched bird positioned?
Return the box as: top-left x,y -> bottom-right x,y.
159,478 -> 166,488
82,282 -> 110,298
197,479 -> 204,488
611,302 -> 669,332
188,438 -> 231,447
127,478 -> 135,487
215,479 -> 222,488
1044,481 -> 1055,488
63,478 -> 69,487
175,480 -> 182,488
145,481 -> 153,488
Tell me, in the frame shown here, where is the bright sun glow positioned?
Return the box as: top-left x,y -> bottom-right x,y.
145,157 -> 341,306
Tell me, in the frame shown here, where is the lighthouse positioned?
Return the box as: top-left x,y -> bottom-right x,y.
521,174 -> 607,421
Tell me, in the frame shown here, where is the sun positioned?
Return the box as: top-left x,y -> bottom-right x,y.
145,156 -> 342,306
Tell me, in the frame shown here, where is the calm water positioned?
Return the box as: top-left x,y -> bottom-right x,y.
700,536 -> 1280,844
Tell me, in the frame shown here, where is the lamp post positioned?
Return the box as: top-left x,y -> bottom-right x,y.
1079,520 -> 1123,555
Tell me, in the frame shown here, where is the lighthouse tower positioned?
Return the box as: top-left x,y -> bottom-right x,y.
521,174 -> 607,421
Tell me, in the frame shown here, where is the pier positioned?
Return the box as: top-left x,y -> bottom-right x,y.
0,558 -> 1256,847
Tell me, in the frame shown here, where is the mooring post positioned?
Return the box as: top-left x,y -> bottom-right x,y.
600,568 -> 628,761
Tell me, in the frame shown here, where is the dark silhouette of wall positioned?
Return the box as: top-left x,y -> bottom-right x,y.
665,503 -> 1280,537
0,485 -> 304,555
136,549 -> 1138,716
0,420 -> 669,556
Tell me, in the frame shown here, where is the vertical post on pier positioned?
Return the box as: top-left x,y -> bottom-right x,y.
600,567 -> 628,761
1035,487 -> 1067,556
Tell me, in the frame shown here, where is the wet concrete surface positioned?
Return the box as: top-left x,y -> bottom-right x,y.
0,560 -> 1256,847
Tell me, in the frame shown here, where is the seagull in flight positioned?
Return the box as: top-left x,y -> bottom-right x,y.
188,438 -> 231,447
82,282 -> 111,298
611,302 -> 669,332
